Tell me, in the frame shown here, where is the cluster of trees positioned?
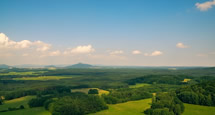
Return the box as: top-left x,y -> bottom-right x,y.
0,105 -> 24,112
48,93 -> 108,115
102,88 -> 152,104
4,85 -> 71,100
176,80 -> 215,106
28,95 -> 53,108
0,98 -> 3,105
88,89 -> 99,94
144,92 -> 184,115
27,92 -> 108,115
126,75 -> 188,85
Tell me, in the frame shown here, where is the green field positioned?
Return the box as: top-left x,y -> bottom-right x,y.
71,88 -> 109,95
12,76 -> 73,81
0,71 -> 48,76
0,96 -> 51,115
129,83 -> 151,88
0,107 -> 51,115
90,98 -> 152,115
0,96 -> 36,111
183,103 -> 215,115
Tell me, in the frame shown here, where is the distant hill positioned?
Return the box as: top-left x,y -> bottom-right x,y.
66,63 -> 93,68
0,64 -> 12,69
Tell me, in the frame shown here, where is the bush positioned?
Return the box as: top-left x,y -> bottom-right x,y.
88,89 -> 99,94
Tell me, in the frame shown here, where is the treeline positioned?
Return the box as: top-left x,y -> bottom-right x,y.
28,92 -> 108,115
126,75 -> 189,85
144,92 -> 184,115
102,88 -> 152,104
4,85 -> 71,100
176,80 -> 215,106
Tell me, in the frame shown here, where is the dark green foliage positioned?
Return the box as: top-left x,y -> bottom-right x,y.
0,98 -> 2,105
176,80 -> 215,106
50,93 -> 108,115
28,96 -> 53,108
19,105 -> 25,109
4,90 -> 37,100
144,92 -> 184,115
126,75 -> 189,85
88,89 -> 99,94
103,88 -> 152,104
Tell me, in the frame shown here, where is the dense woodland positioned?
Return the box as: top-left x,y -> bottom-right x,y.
176,80 -> 215,106
144,92 -> 184,115
0,67 -> 215,115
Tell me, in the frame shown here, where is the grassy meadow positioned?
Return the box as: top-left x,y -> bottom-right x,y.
0,96 -> 51,115
129,83 -> 151,88
90,98 -> 152,115
71,88 -> 109,95
183,103 -> 215,115
0,96 -> 35,111
12,76 -> 73,81
0,107 -> 51,115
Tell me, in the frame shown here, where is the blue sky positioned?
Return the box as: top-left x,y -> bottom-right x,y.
0,0 -> 215,66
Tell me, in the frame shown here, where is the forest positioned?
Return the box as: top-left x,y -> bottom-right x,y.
0,67 -> 215,115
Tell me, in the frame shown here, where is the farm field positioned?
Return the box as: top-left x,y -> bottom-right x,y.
12,76 -> 73,81
71,88 -> 109,95
90,98 -> 152,115
0,96 -> 35,111
183,103 -> 215,115
0,96 -> 51,115
0,107 -> 51,115
129,83 -> 151,88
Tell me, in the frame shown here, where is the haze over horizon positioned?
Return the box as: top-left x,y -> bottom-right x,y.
1,0 -> 215,66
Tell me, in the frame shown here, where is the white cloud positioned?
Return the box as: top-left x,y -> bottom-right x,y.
144,51 -> 163,56
110,50 -> 124,55
132,50 -> 141,55
0,33 -> 51,51
64,45 -> 95,54
176,42 -> 188,48
196,0 -> 215,11
34,41 -> 51,52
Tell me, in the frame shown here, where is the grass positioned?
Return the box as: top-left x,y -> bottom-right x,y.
129,83 -> 151,88
90,98 -> 152,115
0,96 -> 51,115
0,72 -> 37,76
0,96 -> 36,111
0,107 -> 51,115
71,88 -> 109,95
182,79 -> 191,82
12,76 -> 73,81
183,103 -> 215,115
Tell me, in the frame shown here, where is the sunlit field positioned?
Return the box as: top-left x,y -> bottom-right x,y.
129,83 -> 151,88
71,88 -> 109,95
90,98 -> 152,115
12,76 -> 73,81
183,103 -> 215,115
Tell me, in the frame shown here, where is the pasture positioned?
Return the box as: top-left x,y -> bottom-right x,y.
0,96 -> 35,111
183,103 -> 215,115
0,107 -> 51,115
12,76 -> 73,81
90,98 -> 151,115
71,88 -> 109,95
129,83 -> 150,88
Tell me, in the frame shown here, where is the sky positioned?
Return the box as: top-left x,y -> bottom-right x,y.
0,0 -> 215,66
